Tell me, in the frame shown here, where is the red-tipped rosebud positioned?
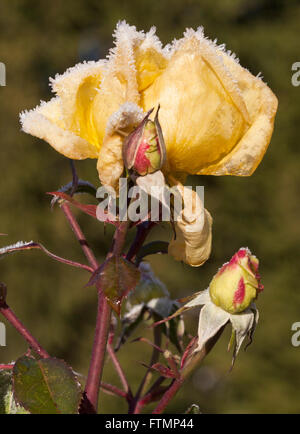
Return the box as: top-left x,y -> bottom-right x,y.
209,248 -> 263,314
123,106 -> 166,176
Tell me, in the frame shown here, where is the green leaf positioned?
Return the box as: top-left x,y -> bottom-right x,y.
0,370 -> 29,414
88,255 -> 141,315
13,356 -> 81,414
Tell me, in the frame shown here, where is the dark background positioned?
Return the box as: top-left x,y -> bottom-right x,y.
0,0 -> 300,413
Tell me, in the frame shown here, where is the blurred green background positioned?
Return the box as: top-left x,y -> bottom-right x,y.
0,0 -> 300,414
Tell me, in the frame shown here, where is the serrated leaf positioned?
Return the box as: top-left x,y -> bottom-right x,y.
13,356 -> 81,414
0,370 -> 28,414
88,256 -> 141,315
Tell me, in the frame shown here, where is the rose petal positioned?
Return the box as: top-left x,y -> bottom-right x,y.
168,183 -> 212,267
141,32 -> 248,175
97,103 -> 144,189
50,60 -> 104,149
141,27 -> 277,177
96,22 -> 169,188
198,51 -> 278,176
20,97 -> 99,160
136,170 -> 171,215
134,27 -> 169,92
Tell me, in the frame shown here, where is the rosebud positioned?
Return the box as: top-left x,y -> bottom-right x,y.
209,248 -> 263,314
123,106 -> 166,176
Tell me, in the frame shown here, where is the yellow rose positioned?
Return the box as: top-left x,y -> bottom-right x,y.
20,21 -> 278,189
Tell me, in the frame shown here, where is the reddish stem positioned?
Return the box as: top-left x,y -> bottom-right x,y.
82,221 -> 131,411
107,343 -> 132,399
83,223 -> 130,412
61,203 -> 99,270
100,382 -> 128,399
152,327 -> 225,414
128,327 -> 162,414
0,364 -> 14,370
0,303 -> 49,358
82,221 -> 130,413
126,222 -> 155,262
35,244 -> 94,273
62,206 -> 132,413
152,379 -> 183,414
131,336 -> 164,354
134,385 -> 169,414
61,202 -> 113,413
163,351 -> 181,379
133,376 -> 166,414
111,220 -> 131,257
83,291 -> 111,413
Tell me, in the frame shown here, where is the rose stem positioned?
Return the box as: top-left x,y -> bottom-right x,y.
0,364 -> 14,370
69,159 -> 79,197
61,203 -> 99,270
0,303 -> 50,358
36,245 -> 94,273
107,343 -> 132,400
61,202 -> 132,413
60,202 -> 110,413
82,292 -> 111,413
134,382 -> 168,414
152,327 -> 225,414
63,162 -> 112,412
128,326 -> 162,414
82,220 -> 130,410
100,382 -> 128,399
126,222 -> 155,262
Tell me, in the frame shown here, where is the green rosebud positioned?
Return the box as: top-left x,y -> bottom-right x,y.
209,248 -> 263,314
123,106 -> 166,176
